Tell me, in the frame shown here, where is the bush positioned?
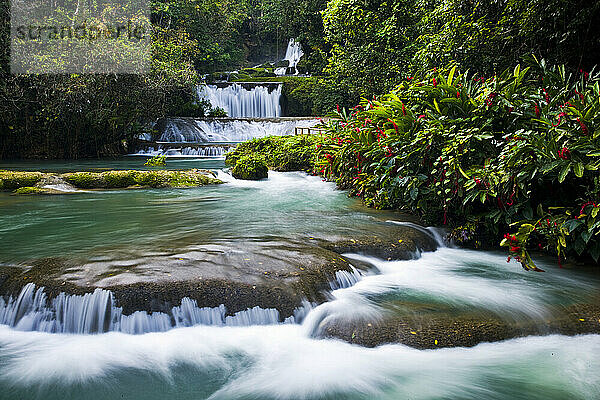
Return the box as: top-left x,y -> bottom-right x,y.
226,135 -> 319,172
317,59 -> 600,269
231,156 -> 268,180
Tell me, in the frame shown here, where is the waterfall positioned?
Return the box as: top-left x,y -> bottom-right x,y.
198,83 -> 282,118
275,39 -> 304,76
130,117 -> 318,158
329,267 -> 363,290
0,283 -> 309,334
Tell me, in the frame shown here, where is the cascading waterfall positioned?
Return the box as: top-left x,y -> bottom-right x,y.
198,83 -> 282,118
275,39 -> 304,76
0,283 -> 311,334
131,117 -> 318,158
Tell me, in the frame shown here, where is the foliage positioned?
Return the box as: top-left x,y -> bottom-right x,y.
231,156 -> 269,180
316,59 -> 600,269
144,155 -> 167,167
226,135 -> 319,172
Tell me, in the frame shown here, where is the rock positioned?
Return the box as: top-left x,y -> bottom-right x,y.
320,302 -> 600,349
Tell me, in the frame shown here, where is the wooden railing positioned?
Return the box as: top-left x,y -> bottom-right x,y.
294,127 -> 326,135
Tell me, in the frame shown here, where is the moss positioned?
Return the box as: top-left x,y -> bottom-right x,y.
13,186 -> 45,195
61,172 -> 105,189
2,169 -> 221,191
232,156 -> 268,180
0,170 -> 45,190
104,170 -> 138,188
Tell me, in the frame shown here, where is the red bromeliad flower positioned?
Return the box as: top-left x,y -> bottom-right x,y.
432,78 -> 437,87
336,104 -> 340,113
510,246 -> 521,253
578,118 -> 589,135
401,102 -> 406,116
485,93 -> 497,107
456,91 -> 460,98
580,69 -> 590,81
534,103 -> 540,117
558,147 -> 570,160
387,118 -> 398,133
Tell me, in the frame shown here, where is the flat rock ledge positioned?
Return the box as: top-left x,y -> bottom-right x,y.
0,227 -> 440,321
0,169 -> 222,194
320,302 -> 600,349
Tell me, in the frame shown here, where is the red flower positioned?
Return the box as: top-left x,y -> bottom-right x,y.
433,78 -> 437,87
387,118 -> 398,133
577,118 -> 589,135
456,91 -> 460,98
510,246 -> 521,253
336,104 -> 340,113
401,102 -> 406,116
558,147 -> 570,160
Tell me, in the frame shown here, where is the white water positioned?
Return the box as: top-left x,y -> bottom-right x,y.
275,39 -> 304,76
198,83 -> 282,118
1,241 -> 599,398
0,325 -> 598,399
131,118 -> 318,157
0,283 -> 307,334
157,118 -> 317,143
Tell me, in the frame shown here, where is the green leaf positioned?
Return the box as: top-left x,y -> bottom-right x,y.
574,162 -> 584,177
448,65 -> 457,87
558,164 -> 570,183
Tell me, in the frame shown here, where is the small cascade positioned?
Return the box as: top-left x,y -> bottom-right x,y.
386,220 -> 448,248
275,39 -> 304,76
329,266 -> 363,290
198,83 -> 282,118
130,117 -> 318,158
0,283 -> 310,334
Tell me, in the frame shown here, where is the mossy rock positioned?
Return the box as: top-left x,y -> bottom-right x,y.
0,170 -> 46,190
104,170 -> 138,188
61,172 -> 105,189
231,156 -> 268,180
13,186 -> 45,195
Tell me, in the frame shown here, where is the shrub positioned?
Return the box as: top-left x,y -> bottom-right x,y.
231,156 -> 268,180
317,59 -> 600,269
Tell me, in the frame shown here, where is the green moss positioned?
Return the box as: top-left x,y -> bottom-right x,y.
0,170 -> 45,190
13,186 -> 45,195
2,169 -> 222,192
61,172 -> 105,189
104,170 -> 138,188
231,156 -> 268,180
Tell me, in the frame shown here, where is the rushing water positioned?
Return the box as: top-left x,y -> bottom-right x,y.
1,162 -> 599,399
275,39 -> 304,76
198,83 -> 282,118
